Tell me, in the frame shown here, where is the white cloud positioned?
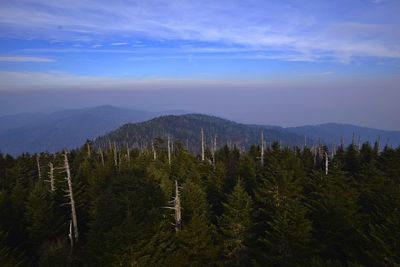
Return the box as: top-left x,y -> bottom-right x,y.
0,0 -> 399,62
0,56 -> 54,62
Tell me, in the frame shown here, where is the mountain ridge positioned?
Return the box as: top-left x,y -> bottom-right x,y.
1,106 -> 399,156
95,113 -> 307,152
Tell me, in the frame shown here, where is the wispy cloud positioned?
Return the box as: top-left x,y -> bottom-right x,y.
296,71 -> 334,77
0,56 -> 54,62
0,0 -> 399,62
110,42 -> 128,46
0,71 -> 302,91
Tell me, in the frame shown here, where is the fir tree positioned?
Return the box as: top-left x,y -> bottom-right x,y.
219,178 -> 254,266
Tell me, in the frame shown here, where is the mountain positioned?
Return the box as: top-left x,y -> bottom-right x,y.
2,106 -> 399,157
0,105 -> 180,156
286,123 -> 400,148
95,114 -> 306,152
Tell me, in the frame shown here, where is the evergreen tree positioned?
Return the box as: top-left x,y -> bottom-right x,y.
219,178 -> 254,266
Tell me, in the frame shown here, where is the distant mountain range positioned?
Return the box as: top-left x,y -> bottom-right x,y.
0,105 -> 399,156
286,123 -> 400,148
0,105 -> 187,155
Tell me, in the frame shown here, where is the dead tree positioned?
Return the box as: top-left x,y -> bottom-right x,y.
151,141 -> 157,160
99,147 -> 105,167
46,162 -> 56,192
68,220 -> 73,252
331,144 -> 336,158
173,180 -> 182,230
64,152 -> 79,245
118,151 -> 122,171
86,142 -> 91,158
126,143 -> 130,165
167,135 -> 171,165
260,131 -> 265,167
304,135 -> 307,148
108,139 -> 112,151
201,128 -> 205,161
113,142 -> 118,168
165,180 -> 182,231
325,152 -> 329,175
36,154 -> 42,180
376,136 -> 381,154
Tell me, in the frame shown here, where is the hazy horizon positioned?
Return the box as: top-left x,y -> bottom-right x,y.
1,86 -> 400,131
1,0 -> 399,130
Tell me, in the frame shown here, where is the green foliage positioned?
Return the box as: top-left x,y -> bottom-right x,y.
0,141 -> 399,266
219,178 -> 254,266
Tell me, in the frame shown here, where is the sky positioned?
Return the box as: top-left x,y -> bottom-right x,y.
0,0 -> 399,129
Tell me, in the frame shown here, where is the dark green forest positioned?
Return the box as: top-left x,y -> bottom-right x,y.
1,139 -> 400,266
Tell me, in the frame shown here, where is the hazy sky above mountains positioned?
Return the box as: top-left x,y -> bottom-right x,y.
0,0 -> 399,129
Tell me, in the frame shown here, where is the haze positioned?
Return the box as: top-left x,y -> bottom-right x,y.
0,0 -> 399,130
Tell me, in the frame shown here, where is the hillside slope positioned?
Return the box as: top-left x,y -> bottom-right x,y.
95,114 -> 306,152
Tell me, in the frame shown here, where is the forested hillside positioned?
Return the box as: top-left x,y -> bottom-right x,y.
1,138 -> 400,266
95,114 -> 307,153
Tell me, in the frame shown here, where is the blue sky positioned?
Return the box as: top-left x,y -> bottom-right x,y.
0,0 -> 399,129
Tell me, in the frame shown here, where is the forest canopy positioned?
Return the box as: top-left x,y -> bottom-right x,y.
1,139 -> 400,266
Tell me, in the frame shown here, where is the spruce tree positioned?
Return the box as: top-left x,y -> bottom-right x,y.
219,178 -> 254,266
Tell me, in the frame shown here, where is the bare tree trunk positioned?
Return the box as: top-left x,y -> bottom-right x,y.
201,128 -> 205,161
152,141 -> 157,160
48,162 -> 55,192
36,154 -> 42,180
325,152 -> 329,175
113,142 -> 118,168
64,152 -> 79,243
211,135 -> 216,169
304,135 -> 307,149
167,135 -> 171,165
214,135 -> 217,153
164,180 -> 182,231
68,220 -> 73,254
126,143 -> 130,165
174,180 -> 182,231
108,139 -> 112,151
87,142 -> 91,158
99,148 -> 105,167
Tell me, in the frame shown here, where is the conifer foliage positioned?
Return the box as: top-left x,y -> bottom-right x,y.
0,141 -> 399,266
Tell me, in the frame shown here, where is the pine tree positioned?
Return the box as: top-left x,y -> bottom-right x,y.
219,178 -> 254,266
308,169 -> 361,264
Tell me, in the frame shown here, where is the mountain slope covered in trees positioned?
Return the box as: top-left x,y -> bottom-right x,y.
2,106 -> 399,157
95,114 -> 307,152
